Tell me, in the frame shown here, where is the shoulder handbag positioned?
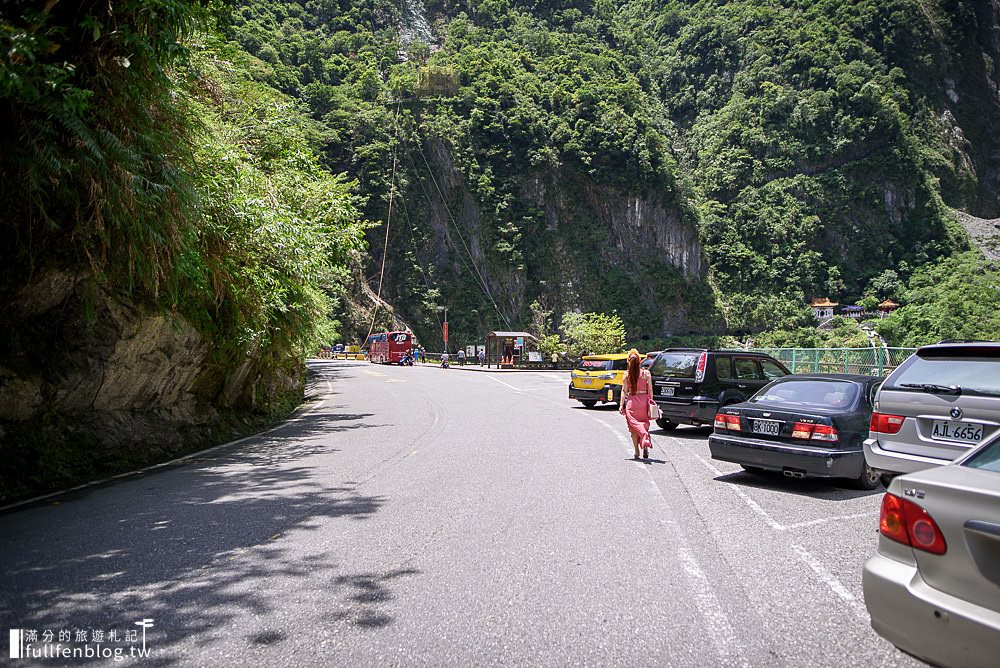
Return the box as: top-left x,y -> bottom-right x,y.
644,369 -> 661,420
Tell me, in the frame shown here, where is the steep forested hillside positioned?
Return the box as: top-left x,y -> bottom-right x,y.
4,0 -> 1000,496
0,1 -> 369,497
226,0 -> 1000,349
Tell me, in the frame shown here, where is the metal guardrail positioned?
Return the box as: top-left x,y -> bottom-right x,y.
748,347 -> 917,377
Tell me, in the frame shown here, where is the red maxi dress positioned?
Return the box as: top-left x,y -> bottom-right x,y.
622,368 -> 654,450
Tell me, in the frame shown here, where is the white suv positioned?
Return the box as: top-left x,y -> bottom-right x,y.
864,342 -> 1000,476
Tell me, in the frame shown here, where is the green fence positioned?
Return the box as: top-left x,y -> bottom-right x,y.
749,347 -> 917,377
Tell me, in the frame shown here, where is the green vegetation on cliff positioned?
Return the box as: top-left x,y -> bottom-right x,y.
1,1 -> 369,374
222,0 -> 999,349
0,1 -> 371,497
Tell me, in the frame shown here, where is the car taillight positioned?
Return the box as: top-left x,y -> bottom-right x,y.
695,352 -> 707,382
870,412 -> 905,434
714,414 -> 741,431
810,424 -> 839,442
791,422 -> 813,439
791,422 -> 839,442
879,493 -> 947,555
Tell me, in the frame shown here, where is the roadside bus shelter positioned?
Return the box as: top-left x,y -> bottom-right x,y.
485,331 -> 540,368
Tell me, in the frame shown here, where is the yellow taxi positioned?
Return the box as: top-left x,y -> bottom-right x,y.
568,353 -> 633,408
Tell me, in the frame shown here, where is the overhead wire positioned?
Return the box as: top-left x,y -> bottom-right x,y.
365,101 -> 403,343
399,131 -> 512,330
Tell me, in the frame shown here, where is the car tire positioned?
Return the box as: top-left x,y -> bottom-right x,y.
879,473 -> 895,488
656,418 -> 678,431
851,462 -> 882,490
580,400 -> 597,409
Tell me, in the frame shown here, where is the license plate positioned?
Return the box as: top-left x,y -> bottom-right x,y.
751,419 -> 781,436
931,420 -> 982,444
583,378 -> 592,385
662,387 -> 674,397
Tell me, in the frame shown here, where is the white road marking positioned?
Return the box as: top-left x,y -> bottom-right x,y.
791,543 -> 868,619
783,513 -> 872,531
485,376 -> 524,393
693,453 -> 786,531
592,417 -> 632,448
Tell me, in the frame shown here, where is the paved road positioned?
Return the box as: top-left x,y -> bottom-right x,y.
0,361 -> 920,667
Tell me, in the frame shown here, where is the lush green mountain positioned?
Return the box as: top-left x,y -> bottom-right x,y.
0,1 -> 369,497
223,0 -> 1000,350
4,0 -> 999,495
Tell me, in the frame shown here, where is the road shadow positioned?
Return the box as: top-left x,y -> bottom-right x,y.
655,426 -> 713,439
625,457 -> 668,465
713,470 -> 884,501
0,400 -> 410,661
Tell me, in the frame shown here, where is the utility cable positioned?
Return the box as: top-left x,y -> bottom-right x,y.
400,132 -> 512,330
365,102 -> 403,343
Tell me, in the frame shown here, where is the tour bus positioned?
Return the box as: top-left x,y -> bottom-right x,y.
368,331 -> 412,364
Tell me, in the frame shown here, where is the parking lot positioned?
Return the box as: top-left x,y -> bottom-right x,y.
0,361 -> 922,666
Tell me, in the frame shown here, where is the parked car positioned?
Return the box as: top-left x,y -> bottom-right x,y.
568,353 -> 632,408
649,349 -> 790,430
641,351 -> 660,370
865,341 -> 1000,478
863,437 -> 1000,667
708,374 -> 884,488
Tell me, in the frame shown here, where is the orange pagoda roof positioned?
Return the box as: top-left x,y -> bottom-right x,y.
809,298 -> 839,307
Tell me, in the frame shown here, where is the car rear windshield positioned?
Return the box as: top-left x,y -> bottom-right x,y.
576,360 -> 613,371
751,380 -> 860,409
886,349 -> 1000,397
964,440 -> 1000,473
650,353 -> 699,378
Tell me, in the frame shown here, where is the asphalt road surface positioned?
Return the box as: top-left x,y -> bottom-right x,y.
0,361 -> 922,667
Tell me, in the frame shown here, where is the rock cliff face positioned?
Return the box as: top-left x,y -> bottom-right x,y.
935,0 -> 1000,217
0,270 -> 302,501
377,136 -> 717,347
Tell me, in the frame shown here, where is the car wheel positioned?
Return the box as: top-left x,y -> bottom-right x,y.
656,418 -> 678,431
580,400 -> 597,409
740,465 -> 766,475
879,473 -> 895,488
851,462 -> 882,490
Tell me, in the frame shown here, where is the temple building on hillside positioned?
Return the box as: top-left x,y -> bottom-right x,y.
809,298 -> 839,321
879,299 -> 900,317
841,305 -> 864,319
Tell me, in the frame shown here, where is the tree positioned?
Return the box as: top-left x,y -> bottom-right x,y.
560,312 -> 626,356
870,269 -> 903,301
528,299 -> 553,339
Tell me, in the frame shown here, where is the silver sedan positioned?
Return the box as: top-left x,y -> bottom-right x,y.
863,436 -> 1000,667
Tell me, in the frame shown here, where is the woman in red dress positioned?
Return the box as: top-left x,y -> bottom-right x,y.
619,348 -> 655,459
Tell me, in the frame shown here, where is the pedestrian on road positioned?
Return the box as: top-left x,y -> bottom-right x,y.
478,349 -> 486,366
413,347 -> 421,364
457,349 -> 466,366
619,348 -> 655,460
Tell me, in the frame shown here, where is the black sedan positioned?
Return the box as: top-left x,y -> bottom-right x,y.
708,374 -> 884,489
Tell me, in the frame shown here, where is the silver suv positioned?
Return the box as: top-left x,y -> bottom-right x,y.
865,341 -> 1000,476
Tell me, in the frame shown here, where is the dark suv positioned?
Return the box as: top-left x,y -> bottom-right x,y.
650,349 -> 790,430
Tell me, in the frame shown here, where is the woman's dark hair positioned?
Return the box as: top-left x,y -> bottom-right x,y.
627,355 -> 640,393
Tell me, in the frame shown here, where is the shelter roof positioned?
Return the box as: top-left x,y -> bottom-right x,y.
487,331 -> 539,342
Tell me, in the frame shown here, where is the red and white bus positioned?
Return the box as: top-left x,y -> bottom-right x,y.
368,330 -> 412,364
